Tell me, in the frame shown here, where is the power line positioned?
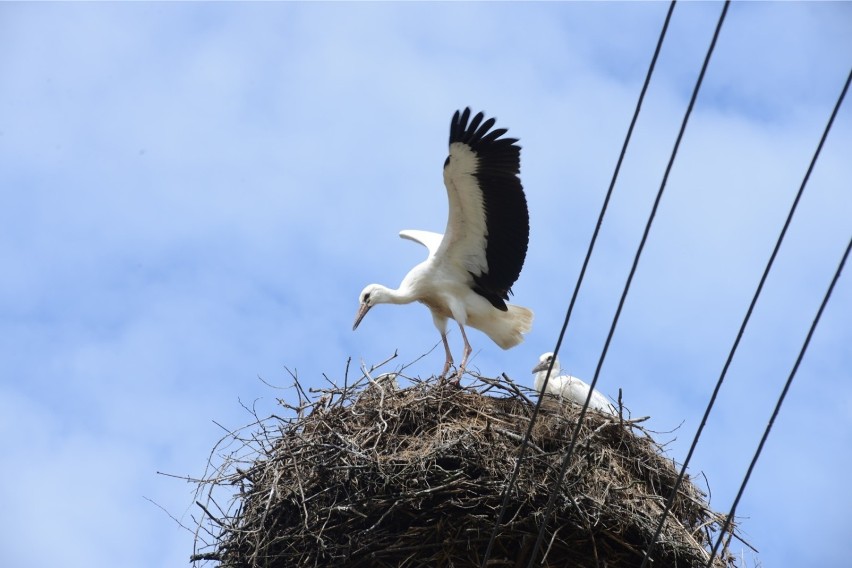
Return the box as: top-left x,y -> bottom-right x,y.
707,234 -> 852,567
641,63 -> 852,568
704,67 -> 851,567
478,2 -> 678,566
528,2 -> 731,566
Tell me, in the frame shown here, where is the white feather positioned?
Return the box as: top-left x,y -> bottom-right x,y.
399,229 -> 444,258
438,142 -> 489,278
532,353 -> 616,416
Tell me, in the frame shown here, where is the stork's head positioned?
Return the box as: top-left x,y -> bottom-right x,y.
532,352 -> 561,394
353,284 -> 390,330
532,352 -> 560,375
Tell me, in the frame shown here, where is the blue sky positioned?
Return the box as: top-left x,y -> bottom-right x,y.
1,2 -> 850,567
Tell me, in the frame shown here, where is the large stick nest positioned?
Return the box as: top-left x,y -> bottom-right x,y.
191,368 -> 738,567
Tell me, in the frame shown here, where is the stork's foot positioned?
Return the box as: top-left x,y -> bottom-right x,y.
437,365 -> 463,387
440,359 -> 453,379
444,366 -> 464,387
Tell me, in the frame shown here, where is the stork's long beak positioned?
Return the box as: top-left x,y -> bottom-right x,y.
352,303 -> 372,330
532,360 -> 549,374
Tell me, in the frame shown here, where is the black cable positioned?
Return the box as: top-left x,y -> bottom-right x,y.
642,63 -> 852,568
529,2 -> 731,567
478,2 -> 678,566
707,235 -> 851,567
705,68 -> 852,568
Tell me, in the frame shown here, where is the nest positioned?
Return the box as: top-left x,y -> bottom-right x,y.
191,369 -> 738,568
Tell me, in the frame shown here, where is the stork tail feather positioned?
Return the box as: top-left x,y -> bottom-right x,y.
480,304 -> 533,350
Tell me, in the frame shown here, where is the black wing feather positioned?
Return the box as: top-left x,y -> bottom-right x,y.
449,107 -> 529,310
480,128 -> 508,144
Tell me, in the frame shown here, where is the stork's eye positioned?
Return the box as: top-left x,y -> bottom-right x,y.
364,293 -> 371,302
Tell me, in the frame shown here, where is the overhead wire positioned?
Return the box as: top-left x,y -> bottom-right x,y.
708,235 -> 851,567
641,63 -> 852,568
478,2 -> 678,566
703,67 -> 852,568
527,2 -> 731,566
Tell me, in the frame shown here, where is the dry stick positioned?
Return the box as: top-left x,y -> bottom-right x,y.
144,495 -> 196,534
475,372 -> 535,406
342,356 -> 351,395
501,372 -> 536,407
398,341 -> 443,375
480,3 -> 677,565
196,500 -> 228,529
285,366 -> 310,411
360,360 -> 390,441
369,349 -> 400,373
189,552 -> 221,562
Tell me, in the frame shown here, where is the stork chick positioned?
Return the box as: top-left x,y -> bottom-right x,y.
532,352 -> 616,415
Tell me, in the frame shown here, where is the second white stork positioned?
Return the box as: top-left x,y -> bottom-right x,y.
532,352 -> 617,415
353,108 -> 533,379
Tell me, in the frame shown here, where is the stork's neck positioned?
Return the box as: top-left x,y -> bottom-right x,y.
534,365 -> 561,393
373,283 -> 418,305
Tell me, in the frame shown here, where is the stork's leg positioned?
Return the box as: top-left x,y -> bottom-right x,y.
454,323 -> 473,384
440,331 -> 454,378
431,312 -> 453,378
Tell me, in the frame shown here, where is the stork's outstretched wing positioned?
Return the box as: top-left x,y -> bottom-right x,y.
437,108 -> 529,310
399,229 -> 444,258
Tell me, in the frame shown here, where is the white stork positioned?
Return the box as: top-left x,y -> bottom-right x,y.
532,352 -> 616,415
353,108 -> 533,379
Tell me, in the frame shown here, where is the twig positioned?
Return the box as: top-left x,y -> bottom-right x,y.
195,501 -> 227,529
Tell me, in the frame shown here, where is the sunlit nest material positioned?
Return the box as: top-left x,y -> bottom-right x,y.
191,370 -> 738,568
